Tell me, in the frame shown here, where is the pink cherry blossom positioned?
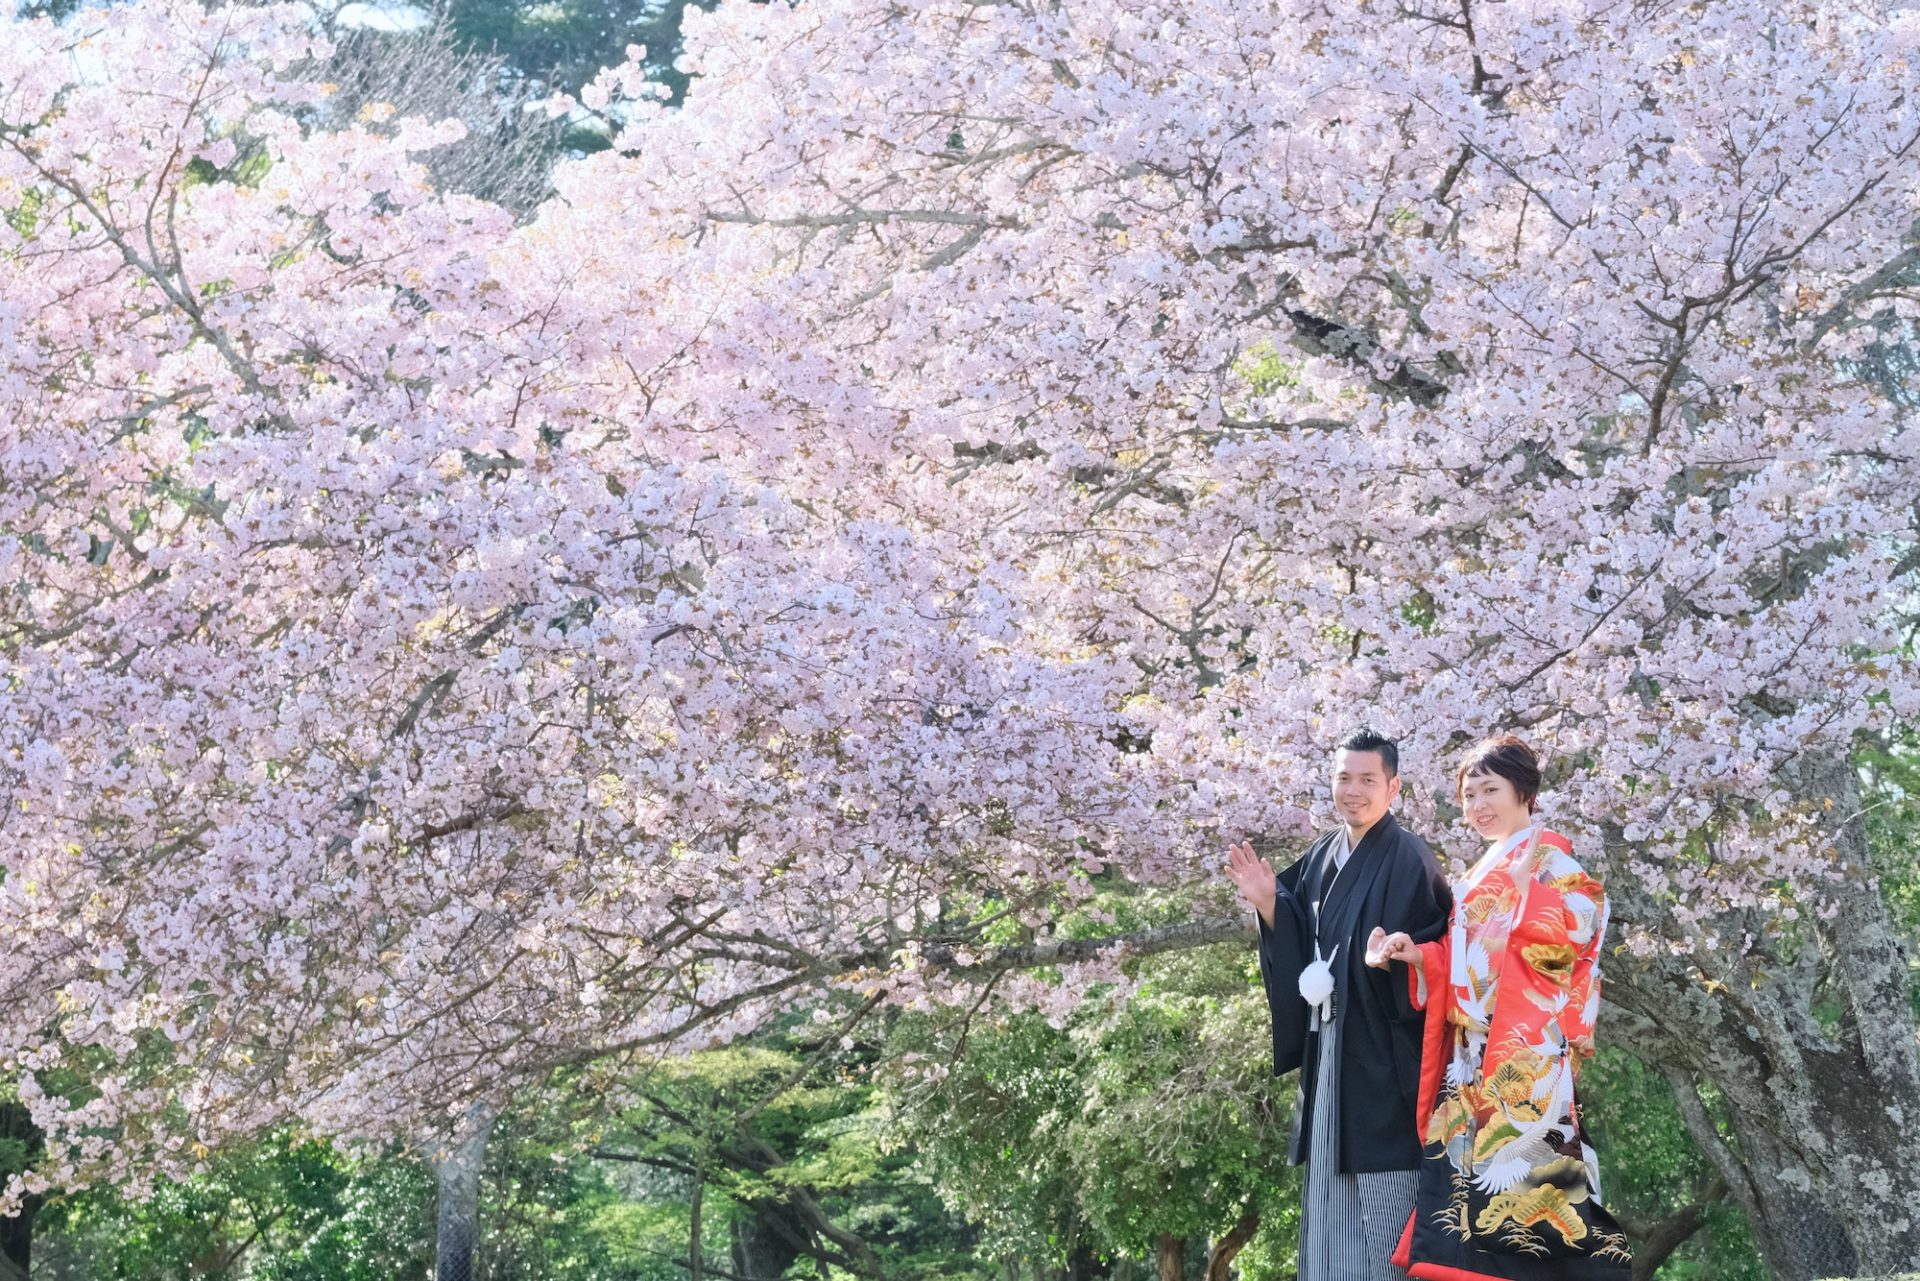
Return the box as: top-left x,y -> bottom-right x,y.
0,1 -> 1917,1267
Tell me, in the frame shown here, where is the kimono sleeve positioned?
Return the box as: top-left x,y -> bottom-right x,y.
1406,935 -> 1449,1012
1410,936 -> 1454,1132
1386,835 -> 1453,1026
1256,856 -> 1312,1077
1552,849 -> 1609,1060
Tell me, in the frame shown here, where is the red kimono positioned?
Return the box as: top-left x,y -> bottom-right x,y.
1392,826 -> 1632,1281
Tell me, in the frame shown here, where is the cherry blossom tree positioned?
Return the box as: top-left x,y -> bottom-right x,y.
4,0 -> 1920,1276
570,1 -> 1920,1271
0,0 -> 1141,1206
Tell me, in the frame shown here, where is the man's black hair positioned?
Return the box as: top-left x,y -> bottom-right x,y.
1336,727 -> 1399,778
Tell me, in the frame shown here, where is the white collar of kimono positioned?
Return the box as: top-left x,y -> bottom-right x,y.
1463,821 -> 1539,892
1450,821 -> 1543,993
1492,822 -> 1539,860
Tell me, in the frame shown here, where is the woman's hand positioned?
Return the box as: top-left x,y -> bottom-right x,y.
1366,927 -> 1419,969
1225,841 -> 1278,928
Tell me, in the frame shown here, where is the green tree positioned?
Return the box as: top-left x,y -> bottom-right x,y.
887,944 -> 1300,1281
583,1036 -> 980,1281
38,1137 -> 431,1280
1577,1050 -> 1763,1281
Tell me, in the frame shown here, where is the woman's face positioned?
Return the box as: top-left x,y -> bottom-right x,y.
1459,769 -> 1531,842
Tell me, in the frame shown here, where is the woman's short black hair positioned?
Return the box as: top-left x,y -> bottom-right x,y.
1336,727 -> 1399,778
1455,735 -> 1541,813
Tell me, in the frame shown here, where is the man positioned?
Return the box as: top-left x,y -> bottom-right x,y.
1225,729 -> 1451,1281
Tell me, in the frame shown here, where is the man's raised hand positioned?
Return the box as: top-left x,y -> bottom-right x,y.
1225,840 -> 1279,928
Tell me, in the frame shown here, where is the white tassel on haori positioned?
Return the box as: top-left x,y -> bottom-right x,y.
1299,943 -> 1338,1026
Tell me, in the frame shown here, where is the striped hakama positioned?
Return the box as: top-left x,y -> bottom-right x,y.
1298,1002 -> 1417,1281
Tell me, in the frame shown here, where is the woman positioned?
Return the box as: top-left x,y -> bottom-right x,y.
1366,736 -> 1631,1281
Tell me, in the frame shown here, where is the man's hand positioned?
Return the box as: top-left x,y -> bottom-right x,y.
1226,841 -> 1279,928
1365,927 -> 1419,969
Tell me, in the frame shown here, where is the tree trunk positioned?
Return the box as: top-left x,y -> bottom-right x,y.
0,1204 -> 37,1281
429,1101 -> 498,1281
1065,1238 -> 1104,1281
1155,1234 -> 1185,1281
1203,1210 -> 1259,1281
0,1102 -> 42,1281
689,1175 -> 705,1281
1603,752 -> 1920,1279
1615,1175 -> 1724,1281
730,1200 -> 805,1281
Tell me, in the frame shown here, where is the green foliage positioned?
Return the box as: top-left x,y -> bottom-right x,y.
1071,949 -> 1296,1259
182,146 -> 271,191
498,1016 -> 981,1281
5,186 -> 41,238
887,1007 -> 1085,1264
24,992 -> 1783,1281
41,1137 -> 432,1280
10,0 -> 82,19
1231,341 -> 1300,398
1578,1049 -> 1764,1281
477,1099 -> 659,1281
885,943 -> 1301,1278
1858,728 -> 1920,1016
1861,731 -> 1920,931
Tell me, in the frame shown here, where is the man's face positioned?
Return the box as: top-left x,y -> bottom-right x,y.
1331,748 -> 1400,830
